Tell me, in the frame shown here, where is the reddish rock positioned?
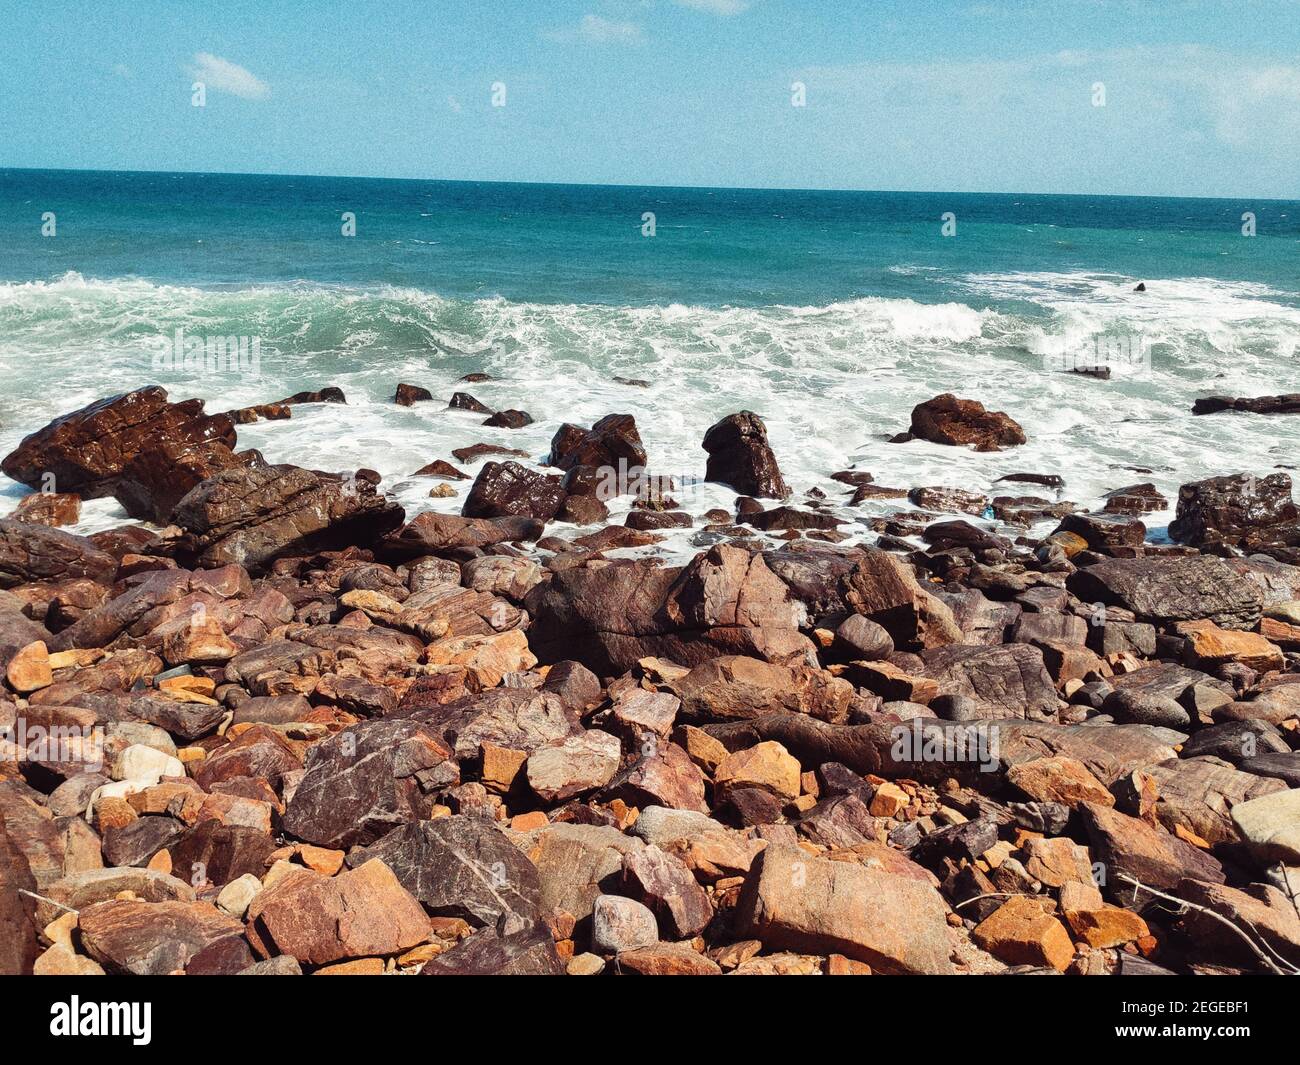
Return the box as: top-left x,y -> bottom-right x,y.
1,386 -> 235,498
9,492 -> 81,527
247,859 -> 432,965
702,411 -> 789,499
908,393 -> 1025,451
462,461 -> 566,522
394,383 -> 433,406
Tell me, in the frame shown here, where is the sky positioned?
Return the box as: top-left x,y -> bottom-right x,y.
2,0 -> 1299,198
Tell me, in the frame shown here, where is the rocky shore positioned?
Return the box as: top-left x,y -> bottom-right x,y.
2,382 -> 1299,977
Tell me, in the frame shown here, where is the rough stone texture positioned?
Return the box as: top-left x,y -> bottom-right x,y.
282,718 -> 456,849
908,393 -> 1026,452
920,643 -> 1057,720
1230,788 -> 1300,865
701,412 -> 789,499
1068,556 -> 1264,630
1,386 -> 235,499
171,464 -> 404,571
79,899 -> 244,975
735,845 -> 955,974
1169,472 -> 1298,549
247,859 -> 431,965
0,520 -> 117,589
349,816 -> 542,928
462,461 -> 566,522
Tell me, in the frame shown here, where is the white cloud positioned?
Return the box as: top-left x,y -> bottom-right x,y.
674,0 -> 751,13
186,52 -> 270,100
546,14 -> 646,44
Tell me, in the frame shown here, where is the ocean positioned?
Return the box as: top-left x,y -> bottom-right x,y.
1,167 -> 1298,558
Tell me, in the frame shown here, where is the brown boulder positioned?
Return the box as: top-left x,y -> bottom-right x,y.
462,461 -> 565,522
170,464 -> 404,570
908,393 -> 1025,451
701,411 -> 789,499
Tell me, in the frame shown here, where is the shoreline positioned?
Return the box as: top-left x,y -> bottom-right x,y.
1,380 -> 1299,976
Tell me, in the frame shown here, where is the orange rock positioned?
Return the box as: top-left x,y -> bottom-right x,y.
313,957 -> 385,975
1065,904 -> 1149,949
972,896 -> 1075,972
1181,622 -> 1284,673
870,781 -> 910,817
6,640 -> 52,693
298,845 -> 345,876
714,741 -> 801,801
480,743 -> 527,794
826,953 -> 872,975
510,811 -> 548,831
1007,756 -> 1114,809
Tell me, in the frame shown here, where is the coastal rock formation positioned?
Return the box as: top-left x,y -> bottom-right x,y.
1,386 -> 235,498
702,412 -> 789,499
1193,394 -> 1300,416
1169,472 -> 1299,551
907,393 -> 1026,451
2,384 -> 1299,979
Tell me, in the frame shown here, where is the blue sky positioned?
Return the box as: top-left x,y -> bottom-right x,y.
3,0 -> 1299,197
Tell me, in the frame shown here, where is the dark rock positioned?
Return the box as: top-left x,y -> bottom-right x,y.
412,459 -> 470,480
78,899 -> 243,975
115,440 -> 263,524
556,494 -> 609,525
277,387 -> 346,405
1,386 -> 234,499
1193,394 -> 1300,416
920,643 -> 1057,720
170,464 -> 404,571
282,718 -> 457,849
0,520 -> 117,589
548,415 -> 647,474
421,920 -> 564,975
1169,472 -> 1298,550
168,821 -> 278,889
384,511 -> 543,555
483,410 -> 533,429
702,412 -> 789,499
350,817 -> 542,928
395,383 -> 433,406
462,462 -> 565,522
1068,556 -> 1264,629
1102,483 -> 1168,516
449,392 -> 492,414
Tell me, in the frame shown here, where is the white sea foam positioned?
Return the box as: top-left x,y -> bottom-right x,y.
1,272 -> 1298,562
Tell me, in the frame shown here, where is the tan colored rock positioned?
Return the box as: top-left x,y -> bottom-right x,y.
481,743 -> 527,794
1182,622 -> 1283,673
714,741 -> 801,802
869,781 -> 910,817
1022,836 -> 1093,888
677,725 -> 729,773
1065,904 -> 1148,948
160,617 -> 238,666
246,859 -> 432,966
424,629 -> 536,687
735,845 -> 955,974
972,895 -> 1074,972
615,943 -> 721,975
6,640 -> 52,693
1006,756 -> 1114,809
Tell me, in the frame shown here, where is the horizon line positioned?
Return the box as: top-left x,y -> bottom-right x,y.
1,164 -> 1292,205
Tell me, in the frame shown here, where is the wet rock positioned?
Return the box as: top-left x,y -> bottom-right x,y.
394,383 -> 433,406
462,461 -> 565,522
9,492 -> 81,527
413,459 -> 470,480
385,511 -> 544,554
1,386 -> 235,499
115,440 -> 261,524
0,520 -> 117,589
1102,483 -> 1168,515
277,387 -> 346,405
1055,512 -> 1146,552
483,409 -> 533,429
548,414 -> 648,475
908,393 -> 1026,452
1193,394 -> 1300,416
170,464 -> 404,571
908,486 -> 989,515
449,392 -> 492,414
1169,472 -> 1298,550
701,412 -> 789,499
557,495 -> 609,525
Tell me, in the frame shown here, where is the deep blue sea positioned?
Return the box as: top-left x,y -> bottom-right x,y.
1,167 -> 1298,554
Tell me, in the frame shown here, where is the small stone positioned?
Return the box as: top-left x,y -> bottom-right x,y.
566,952 -> 605,975
714,741 -> 801,802
869,781 -> 909,817
6,640 -> 52,693
216,873 -> 263,918
972,896 -> 1075,972
591,894 -> 659,954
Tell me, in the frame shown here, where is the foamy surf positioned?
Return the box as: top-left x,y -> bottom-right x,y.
1,271 -> 1298,561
